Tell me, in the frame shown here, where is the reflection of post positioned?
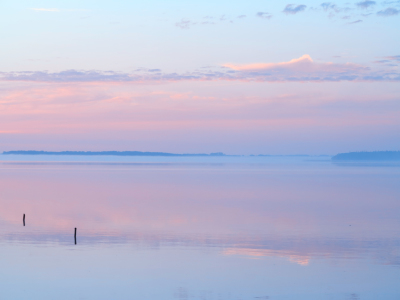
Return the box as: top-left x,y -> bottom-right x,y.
74,228 -> 77,245
23,214 -> 25,226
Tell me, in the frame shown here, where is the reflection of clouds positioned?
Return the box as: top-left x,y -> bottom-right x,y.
289,255 -> 310,265
1,231 -> 399,266
1,162 -> 400,272
222,248 -> 310,265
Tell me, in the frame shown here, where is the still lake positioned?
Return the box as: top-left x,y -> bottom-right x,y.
0,155 -> 399,300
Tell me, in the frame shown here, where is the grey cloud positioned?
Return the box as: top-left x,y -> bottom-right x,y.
356,1 -> 376,9
175,19 -> 194,29
256,12 -> 273,19
1,69 -> 398,83
219,15 -> 227,21
385,55 -> 400,61
0,70 -> 137,82
377,7 -> 399,16
382,0 -> 400,5
321,2 -> 333,10
175,15 -> 235,28
382,0 -> 400,3
1,60 -> 400,83
321,2 -> 340,12
200,21 -> 216,25
283,4 -> 307,14
321,2 -> 352,12
0,70 -> 219,83
376,55 -> 400,63
347,19 -> 363,24
319,2 -> 351,15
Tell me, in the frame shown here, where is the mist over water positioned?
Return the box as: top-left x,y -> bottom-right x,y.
0,156 -> 399,300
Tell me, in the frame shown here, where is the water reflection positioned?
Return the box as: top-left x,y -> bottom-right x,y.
0,159 -> 399,299
2,230 -> 400,266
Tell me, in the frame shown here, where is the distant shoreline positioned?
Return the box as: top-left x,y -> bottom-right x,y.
332,151 -> 400,161
2,150 -> 228,157
1,151 -> 329,157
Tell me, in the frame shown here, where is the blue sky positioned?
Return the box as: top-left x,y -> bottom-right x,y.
2,0 -> 399,72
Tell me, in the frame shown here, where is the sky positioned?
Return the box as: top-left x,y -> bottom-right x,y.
0,0 -> 399,155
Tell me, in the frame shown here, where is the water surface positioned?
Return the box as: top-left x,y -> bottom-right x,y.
0,156 -> 399,300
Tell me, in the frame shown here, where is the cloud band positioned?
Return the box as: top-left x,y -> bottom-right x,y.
1,55 -> 399,83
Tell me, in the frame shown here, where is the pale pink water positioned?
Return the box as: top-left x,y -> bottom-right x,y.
0,156 -> 399,300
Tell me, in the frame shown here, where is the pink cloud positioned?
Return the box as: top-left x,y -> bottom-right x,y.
223,54 -> 317,71
223,54 -> 369,81
1,80 -> 400,154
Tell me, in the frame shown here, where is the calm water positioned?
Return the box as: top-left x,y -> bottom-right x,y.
0,155 -> 399,300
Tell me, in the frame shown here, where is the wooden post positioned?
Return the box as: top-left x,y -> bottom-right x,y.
74,228 -> 77,245
23,214 -> 25,226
